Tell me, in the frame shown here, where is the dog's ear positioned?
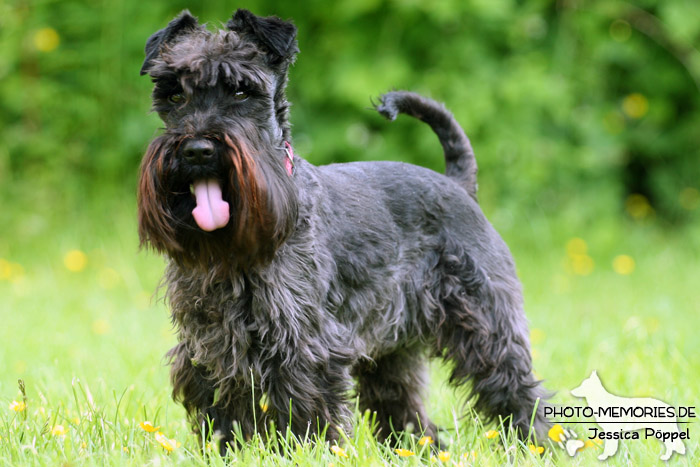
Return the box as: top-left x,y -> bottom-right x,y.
140,10 -> 199,76
226,9 -> 298,66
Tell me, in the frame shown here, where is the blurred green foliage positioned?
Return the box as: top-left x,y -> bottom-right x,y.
1,0 -> 699,229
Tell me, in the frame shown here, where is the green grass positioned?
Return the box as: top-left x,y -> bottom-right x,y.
1,192 -> 698,465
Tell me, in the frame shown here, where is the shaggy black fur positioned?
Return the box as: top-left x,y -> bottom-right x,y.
138,8 -> 550,451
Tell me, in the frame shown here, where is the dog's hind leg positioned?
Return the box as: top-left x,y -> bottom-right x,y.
431,246 -> 550,441
353,347 -> 438,444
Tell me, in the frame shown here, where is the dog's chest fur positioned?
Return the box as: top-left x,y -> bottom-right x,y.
164,159 -> 480,384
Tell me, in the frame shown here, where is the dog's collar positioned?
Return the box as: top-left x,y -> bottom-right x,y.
284,141 -> 295,176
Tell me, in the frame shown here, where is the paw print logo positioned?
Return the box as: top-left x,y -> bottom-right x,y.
549,424 -> 599,457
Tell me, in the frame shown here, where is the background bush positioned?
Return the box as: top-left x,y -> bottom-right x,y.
1,0 -> 699,232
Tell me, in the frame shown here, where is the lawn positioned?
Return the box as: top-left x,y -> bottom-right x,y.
1,191 -> 698,465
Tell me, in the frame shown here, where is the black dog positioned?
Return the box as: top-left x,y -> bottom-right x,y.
138,8 -> 549,450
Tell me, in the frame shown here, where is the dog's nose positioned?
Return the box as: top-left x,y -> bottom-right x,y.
182,139 -> 215,165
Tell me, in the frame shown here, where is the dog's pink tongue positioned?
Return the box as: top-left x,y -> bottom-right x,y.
192,179 -> 230,231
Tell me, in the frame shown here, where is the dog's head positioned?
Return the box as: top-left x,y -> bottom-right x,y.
137,9 -> 299,272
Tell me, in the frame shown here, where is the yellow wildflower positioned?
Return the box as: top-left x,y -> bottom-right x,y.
626,194 -> 653,219
259,394 -> 269,412
612,255 -> 635,275
484,429 -> 499,439
418,435 -> 433,446
9,400 -> 26,412
155,431 -> 180,452
51,425 -> 68,436
548,424 -> 564,442
438,451 -> 451,462
33,27 -> 60,52
570,254 -> 594,276
139,421 -> 160,432
528,444 -> 544,455
585,438 -> 602,448
0,259 -> 11,280
64,250 -> 88,272
566,237 -> 587,256
330,445 -> 348,457
622,93 -> 649,119
395,448 -> 415,457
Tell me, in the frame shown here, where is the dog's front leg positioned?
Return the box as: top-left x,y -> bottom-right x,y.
168,342 -> 264,452
168,341 -> 215,428
263,350 -> 353,442
202,387 -> 268,453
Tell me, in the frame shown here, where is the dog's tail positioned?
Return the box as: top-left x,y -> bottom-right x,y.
375,91 -> 477,199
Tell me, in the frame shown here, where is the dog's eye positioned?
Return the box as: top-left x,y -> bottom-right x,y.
233,90 -> 249,101
169,93 -> 185,104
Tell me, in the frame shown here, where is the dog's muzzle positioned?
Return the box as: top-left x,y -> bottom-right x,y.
182,138 -> 230,232
182,138 -> 215,166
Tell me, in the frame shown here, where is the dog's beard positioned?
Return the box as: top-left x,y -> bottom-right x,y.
137,132 -> 298,273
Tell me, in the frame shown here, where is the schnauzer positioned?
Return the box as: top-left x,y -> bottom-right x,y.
138,8 -> 549,450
